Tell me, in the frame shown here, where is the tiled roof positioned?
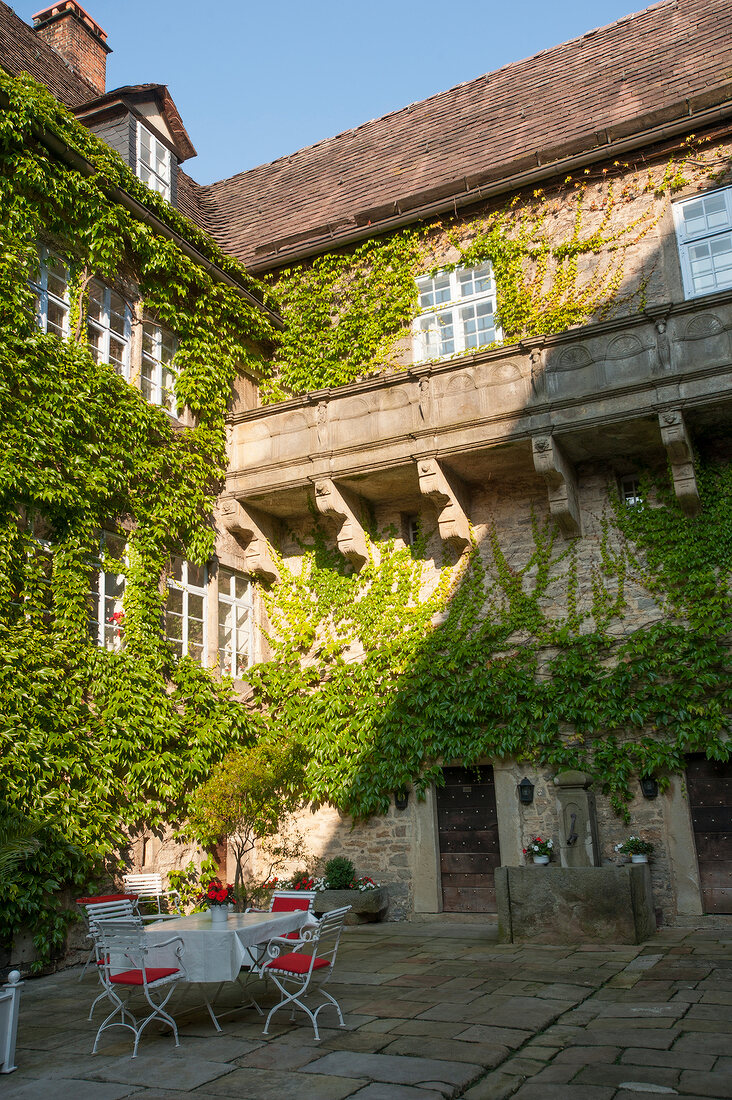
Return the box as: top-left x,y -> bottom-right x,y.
0,0 -> 98,105
197,0 -> 732,268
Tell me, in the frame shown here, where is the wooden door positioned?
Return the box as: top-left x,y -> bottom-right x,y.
437,765 -> 501,912
686,755 -> 732,913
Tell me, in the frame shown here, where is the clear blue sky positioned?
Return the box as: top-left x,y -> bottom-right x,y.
13,1 -> 647,184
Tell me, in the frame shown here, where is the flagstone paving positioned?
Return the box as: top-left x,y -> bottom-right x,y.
4,919 -> 732,1098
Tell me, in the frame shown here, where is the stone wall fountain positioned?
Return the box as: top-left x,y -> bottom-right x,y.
495,771 -> 655,944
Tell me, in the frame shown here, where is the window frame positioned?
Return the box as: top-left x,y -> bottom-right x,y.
87,279 -> 133,380
136,121 -> 172,201
165,558 -> 208,665
217,566 -> 253,679
412,262 -> 500,362
88,531 -> 126,651
142,319 -> 178,416
31,246 -> 70,337
673,186 -> 732,300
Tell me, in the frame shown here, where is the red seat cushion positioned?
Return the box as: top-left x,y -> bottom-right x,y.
265,952 -> 329,975
272,897 -> 311,912
110,967 -> 180,986
77,894 -> 137,905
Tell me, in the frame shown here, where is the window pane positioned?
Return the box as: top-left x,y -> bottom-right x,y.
109,336 -> 126,374
219,566 -> 234,595
188,563 -> 206,589
169,557 -> 184,583
459,262 -> 494,297
418,272 -> 451,310
234,575 -> 248,600
188,593 -> 204,621
47,300 -> 67,337
168,587 -> 183,615
87,323 -> 105,363
142,324 -> 157,357
461,301 -> 495,348
47,263 -> 68,301
109,291 -> 127,336
688,237 -> 732,294
88,281 -> 104,323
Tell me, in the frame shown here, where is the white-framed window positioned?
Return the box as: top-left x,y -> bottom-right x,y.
412,262 -> 499,361
87,531 -> 126,650
136,121 -> 172,201
619,475 -> 642,508
217,566 -> 253,678
87,279 -> 132,379
31,246 -> 70,337
674,186 -> 732,299
166,557 -> 207,663
142,321 -> 177,415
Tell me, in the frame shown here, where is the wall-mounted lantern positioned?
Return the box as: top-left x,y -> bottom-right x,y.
640,775 -> 659,800
394,788 -> 409,811
517,777 -> 535,805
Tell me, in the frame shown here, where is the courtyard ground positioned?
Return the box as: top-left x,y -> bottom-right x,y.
3,917 -> 732,1099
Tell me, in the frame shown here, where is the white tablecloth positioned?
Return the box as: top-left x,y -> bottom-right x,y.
144,910 -> 316,983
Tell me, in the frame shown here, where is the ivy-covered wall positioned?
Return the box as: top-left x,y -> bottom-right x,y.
0,70 -> 279,967
4,59 -> 732,960
263,131 -> 732,402
246,453 -> 732,919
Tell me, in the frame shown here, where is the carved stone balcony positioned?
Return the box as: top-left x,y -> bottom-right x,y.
225,291 -> 732,572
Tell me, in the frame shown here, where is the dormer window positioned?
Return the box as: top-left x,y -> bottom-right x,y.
136,121 -> 171,201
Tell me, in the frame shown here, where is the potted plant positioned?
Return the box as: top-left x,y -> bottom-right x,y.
614,836 -> 654,864
523,836 -> 554,865
197,878 -> 235,924
263,858 -> 388,923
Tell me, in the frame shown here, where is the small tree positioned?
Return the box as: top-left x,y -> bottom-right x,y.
185,738 -> 308,898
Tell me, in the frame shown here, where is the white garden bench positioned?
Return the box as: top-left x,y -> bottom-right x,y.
122,873 -> 181,918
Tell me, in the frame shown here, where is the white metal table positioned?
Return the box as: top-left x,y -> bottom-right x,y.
143,909 -> 316,1030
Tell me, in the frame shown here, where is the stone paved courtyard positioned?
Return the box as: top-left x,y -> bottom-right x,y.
3,918 -> 732,1099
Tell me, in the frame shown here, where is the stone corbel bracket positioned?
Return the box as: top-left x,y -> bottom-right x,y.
417,457 -> 471,550
218,497 -> 281,584
659,409 -> 701,516
313,478 -> 369,569
532,435 -> 581,538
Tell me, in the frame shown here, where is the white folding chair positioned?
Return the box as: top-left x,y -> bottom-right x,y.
91,918 -> 186,1057
77,894 -> 141,982
259,904 -> 351,1041
122,872 -> 181,917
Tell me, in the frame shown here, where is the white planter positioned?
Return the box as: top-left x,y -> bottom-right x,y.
209,906 -> 229,926
631,854 -> 648,864
532,855 -> 550,865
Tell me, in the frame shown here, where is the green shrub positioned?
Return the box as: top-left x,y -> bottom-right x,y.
325,857 -> 356,889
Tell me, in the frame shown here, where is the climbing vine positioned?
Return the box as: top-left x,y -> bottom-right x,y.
250,465 -> 731,821
266,134 -> 732,400
0,70 -> 276,966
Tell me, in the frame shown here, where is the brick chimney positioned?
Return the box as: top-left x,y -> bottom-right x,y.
32,3 -> 111,96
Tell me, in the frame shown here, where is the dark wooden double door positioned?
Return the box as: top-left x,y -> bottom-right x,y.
437,765 -> 501,912
687,755 -> 732,913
